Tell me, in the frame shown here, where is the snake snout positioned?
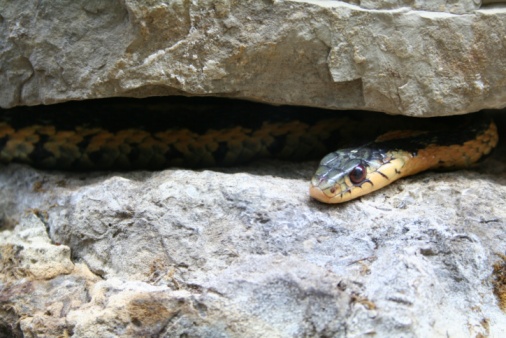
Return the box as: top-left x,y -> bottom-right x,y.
310,175 -> 343,203
309,185 -> 338,203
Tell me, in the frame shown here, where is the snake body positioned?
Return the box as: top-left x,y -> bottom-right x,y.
310,114 -> 498,203
0,98 -> 499,203
0,99 -> 358,170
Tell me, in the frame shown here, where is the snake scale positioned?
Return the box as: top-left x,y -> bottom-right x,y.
0,97 -> 498,203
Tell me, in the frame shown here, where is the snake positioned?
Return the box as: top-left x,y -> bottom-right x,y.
310,113 -> 498,203
0,97 -> 499,204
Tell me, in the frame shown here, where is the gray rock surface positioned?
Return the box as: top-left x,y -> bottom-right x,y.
342,0 -> 483,13
1,115 -> 506,336
2,0 -> 506,336
1,0 -> 506,116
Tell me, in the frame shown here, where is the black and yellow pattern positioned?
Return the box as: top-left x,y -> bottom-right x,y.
0,97 -> 363,170
0,97 -> 499,204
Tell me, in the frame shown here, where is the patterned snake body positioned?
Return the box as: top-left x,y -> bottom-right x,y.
0,103 -> 353,170
0,98 -> 499,203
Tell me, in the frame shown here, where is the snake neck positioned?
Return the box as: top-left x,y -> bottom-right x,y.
387,118 -> 498,178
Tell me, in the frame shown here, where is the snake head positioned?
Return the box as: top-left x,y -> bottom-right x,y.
310,146 -> 407,203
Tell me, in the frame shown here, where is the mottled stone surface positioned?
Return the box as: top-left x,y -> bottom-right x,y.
1,0 -> 506,116
2,0 -> 506,336
341,0 -> 482,13
1,114 -> 506,336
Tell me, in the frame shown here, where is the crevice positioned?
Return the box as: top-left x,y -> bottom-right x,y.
480,0 -> 506,9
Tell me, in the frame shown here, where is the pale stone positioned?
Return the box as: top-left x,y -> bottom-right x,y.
1,136 -> 505,336
0,213 -> 74,280
2,1 -> 506,336
0,1 -> 505,116
341,0 -> 482,14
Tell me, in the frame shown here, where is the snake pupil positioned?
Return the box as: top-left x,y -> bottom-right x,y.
349,165 -> 366,184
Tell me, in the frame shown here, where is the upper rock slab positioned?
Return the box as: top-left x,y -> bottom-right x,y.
1,0 -> 505,116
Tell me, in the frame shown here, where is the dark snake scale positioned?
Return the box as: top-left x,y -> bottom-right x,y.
0,97 -> 498,203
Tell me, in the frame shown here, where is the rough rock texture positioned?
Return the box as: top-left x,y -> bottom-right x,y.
1,0 -> 506,116
342,0 -> 495,14
2,0 -> 506,336
1,114 -> 506,337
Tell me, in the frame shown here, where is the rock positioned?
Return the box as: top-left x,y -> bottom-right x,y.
1,128 -> 506,336
0,213 -> 74,280
0,0 -> 505,116
342,0 -> 481,14
2,0 -> 506,336
0,213 -> 95,337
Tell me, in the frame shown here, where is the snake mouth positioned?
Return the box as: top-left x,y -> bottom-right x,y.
309,185 -> 332,203
309,183 -> 347,204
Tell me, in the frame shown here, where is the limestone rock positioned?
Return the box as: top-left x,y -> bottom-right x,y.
1,131 -> 506,336
1,0 -> 506,116
0,213 -> 74,280
342,0 -> 481,14
2,0 -> 506,336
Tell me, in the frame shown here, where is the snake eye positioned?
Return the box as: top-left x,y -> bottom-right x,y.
349,164 -> 366,184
